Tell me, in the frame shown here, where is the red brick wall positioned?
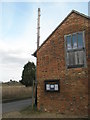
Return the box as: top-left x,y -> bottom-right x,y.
36,12 -> 89,116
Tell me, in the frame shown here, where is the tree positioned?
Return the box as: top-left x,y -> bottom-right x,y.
20,61 -> 36,87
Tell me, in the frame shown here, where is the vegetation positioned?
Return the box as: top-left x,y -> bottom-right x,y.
2,61 -> 36,103
20,61 -> 36,87
2,84 -> 32,103
21,104 -> 40,115
3,80 -> 21,86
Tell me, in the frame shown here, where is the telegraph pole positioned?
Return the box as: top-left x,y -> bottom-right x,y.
37,8 -> 40,49
35,8 -> 40,107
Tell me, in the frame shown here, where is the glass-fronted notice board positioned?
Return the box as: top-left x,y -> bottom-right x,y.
44,80 -> 60,92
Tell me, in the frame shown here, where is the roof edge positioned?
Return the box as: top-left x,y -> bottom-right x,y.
32,10 -> 90,57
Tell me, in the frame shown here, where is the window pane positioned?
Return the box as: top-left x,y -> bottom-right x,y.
69,52 -> 74,65
78,33 -> 83,48
72,34 -> 77,49
72,52 -> 76,65
78,51 -> 84,65
74,52 -> 78,65
66,36 -> 72,50
67,52 -> 69,65
67,51 -> 79,66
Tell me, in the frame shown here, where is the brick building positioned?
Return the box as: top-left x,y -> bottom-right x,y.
33,10 -> 90,116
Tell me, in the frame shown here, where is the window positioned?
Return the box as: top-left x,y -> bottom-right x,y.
65,31 -> 86,68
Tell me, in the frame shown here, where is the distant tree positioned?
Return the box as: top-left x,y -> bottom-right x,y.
20,61 -> 36,87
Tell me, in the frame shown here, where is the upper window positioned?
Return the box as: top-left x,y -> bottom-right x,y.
65,31 -> 86,68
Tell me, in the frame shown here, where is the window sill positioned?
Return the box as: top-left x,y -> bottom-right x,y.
67,64 -> 84,69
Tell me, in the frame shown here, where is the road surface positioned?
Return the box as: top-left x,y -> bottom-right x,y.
2,98 -> 32,113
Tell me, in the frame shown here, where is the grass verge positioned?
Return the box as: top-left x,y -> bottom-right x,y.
20,104 -> 41,115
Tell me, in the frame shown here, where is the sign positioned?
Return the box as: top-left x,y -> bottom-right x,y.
44,80 -> 60,92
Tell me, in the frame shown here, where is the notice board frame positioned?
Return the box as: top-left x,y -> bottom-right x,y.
44,79 -> 60,92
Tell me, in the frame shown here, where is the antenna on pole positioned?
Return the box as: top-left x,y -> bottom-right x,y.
37,8 -> 40,49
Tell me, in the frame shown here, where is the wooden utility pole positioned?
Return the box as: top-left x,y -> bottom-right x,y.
34,8 -> 41,107
37,8 -> 40,49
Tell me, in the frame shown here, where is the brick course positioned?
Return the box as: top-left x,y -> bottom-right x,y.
35,11 -> 90,116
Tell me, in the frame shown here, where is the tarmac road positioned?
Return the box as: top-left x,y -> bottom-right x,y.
2,98 -> 32,113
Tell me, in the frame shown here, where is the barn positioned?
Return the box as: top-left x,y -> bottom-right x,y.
33,10 -> 90,116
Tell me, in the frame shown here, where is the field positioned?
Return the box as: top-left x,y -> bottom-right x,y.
2,83 -> 32,102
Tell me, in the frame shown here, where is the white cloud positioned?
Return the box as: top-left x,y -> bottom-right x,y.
0,63 -> 23,82
0,39 -> 36,82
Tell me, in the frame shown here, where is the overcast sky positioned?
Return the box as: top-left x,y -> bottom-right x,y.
0,1 -> 89,82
